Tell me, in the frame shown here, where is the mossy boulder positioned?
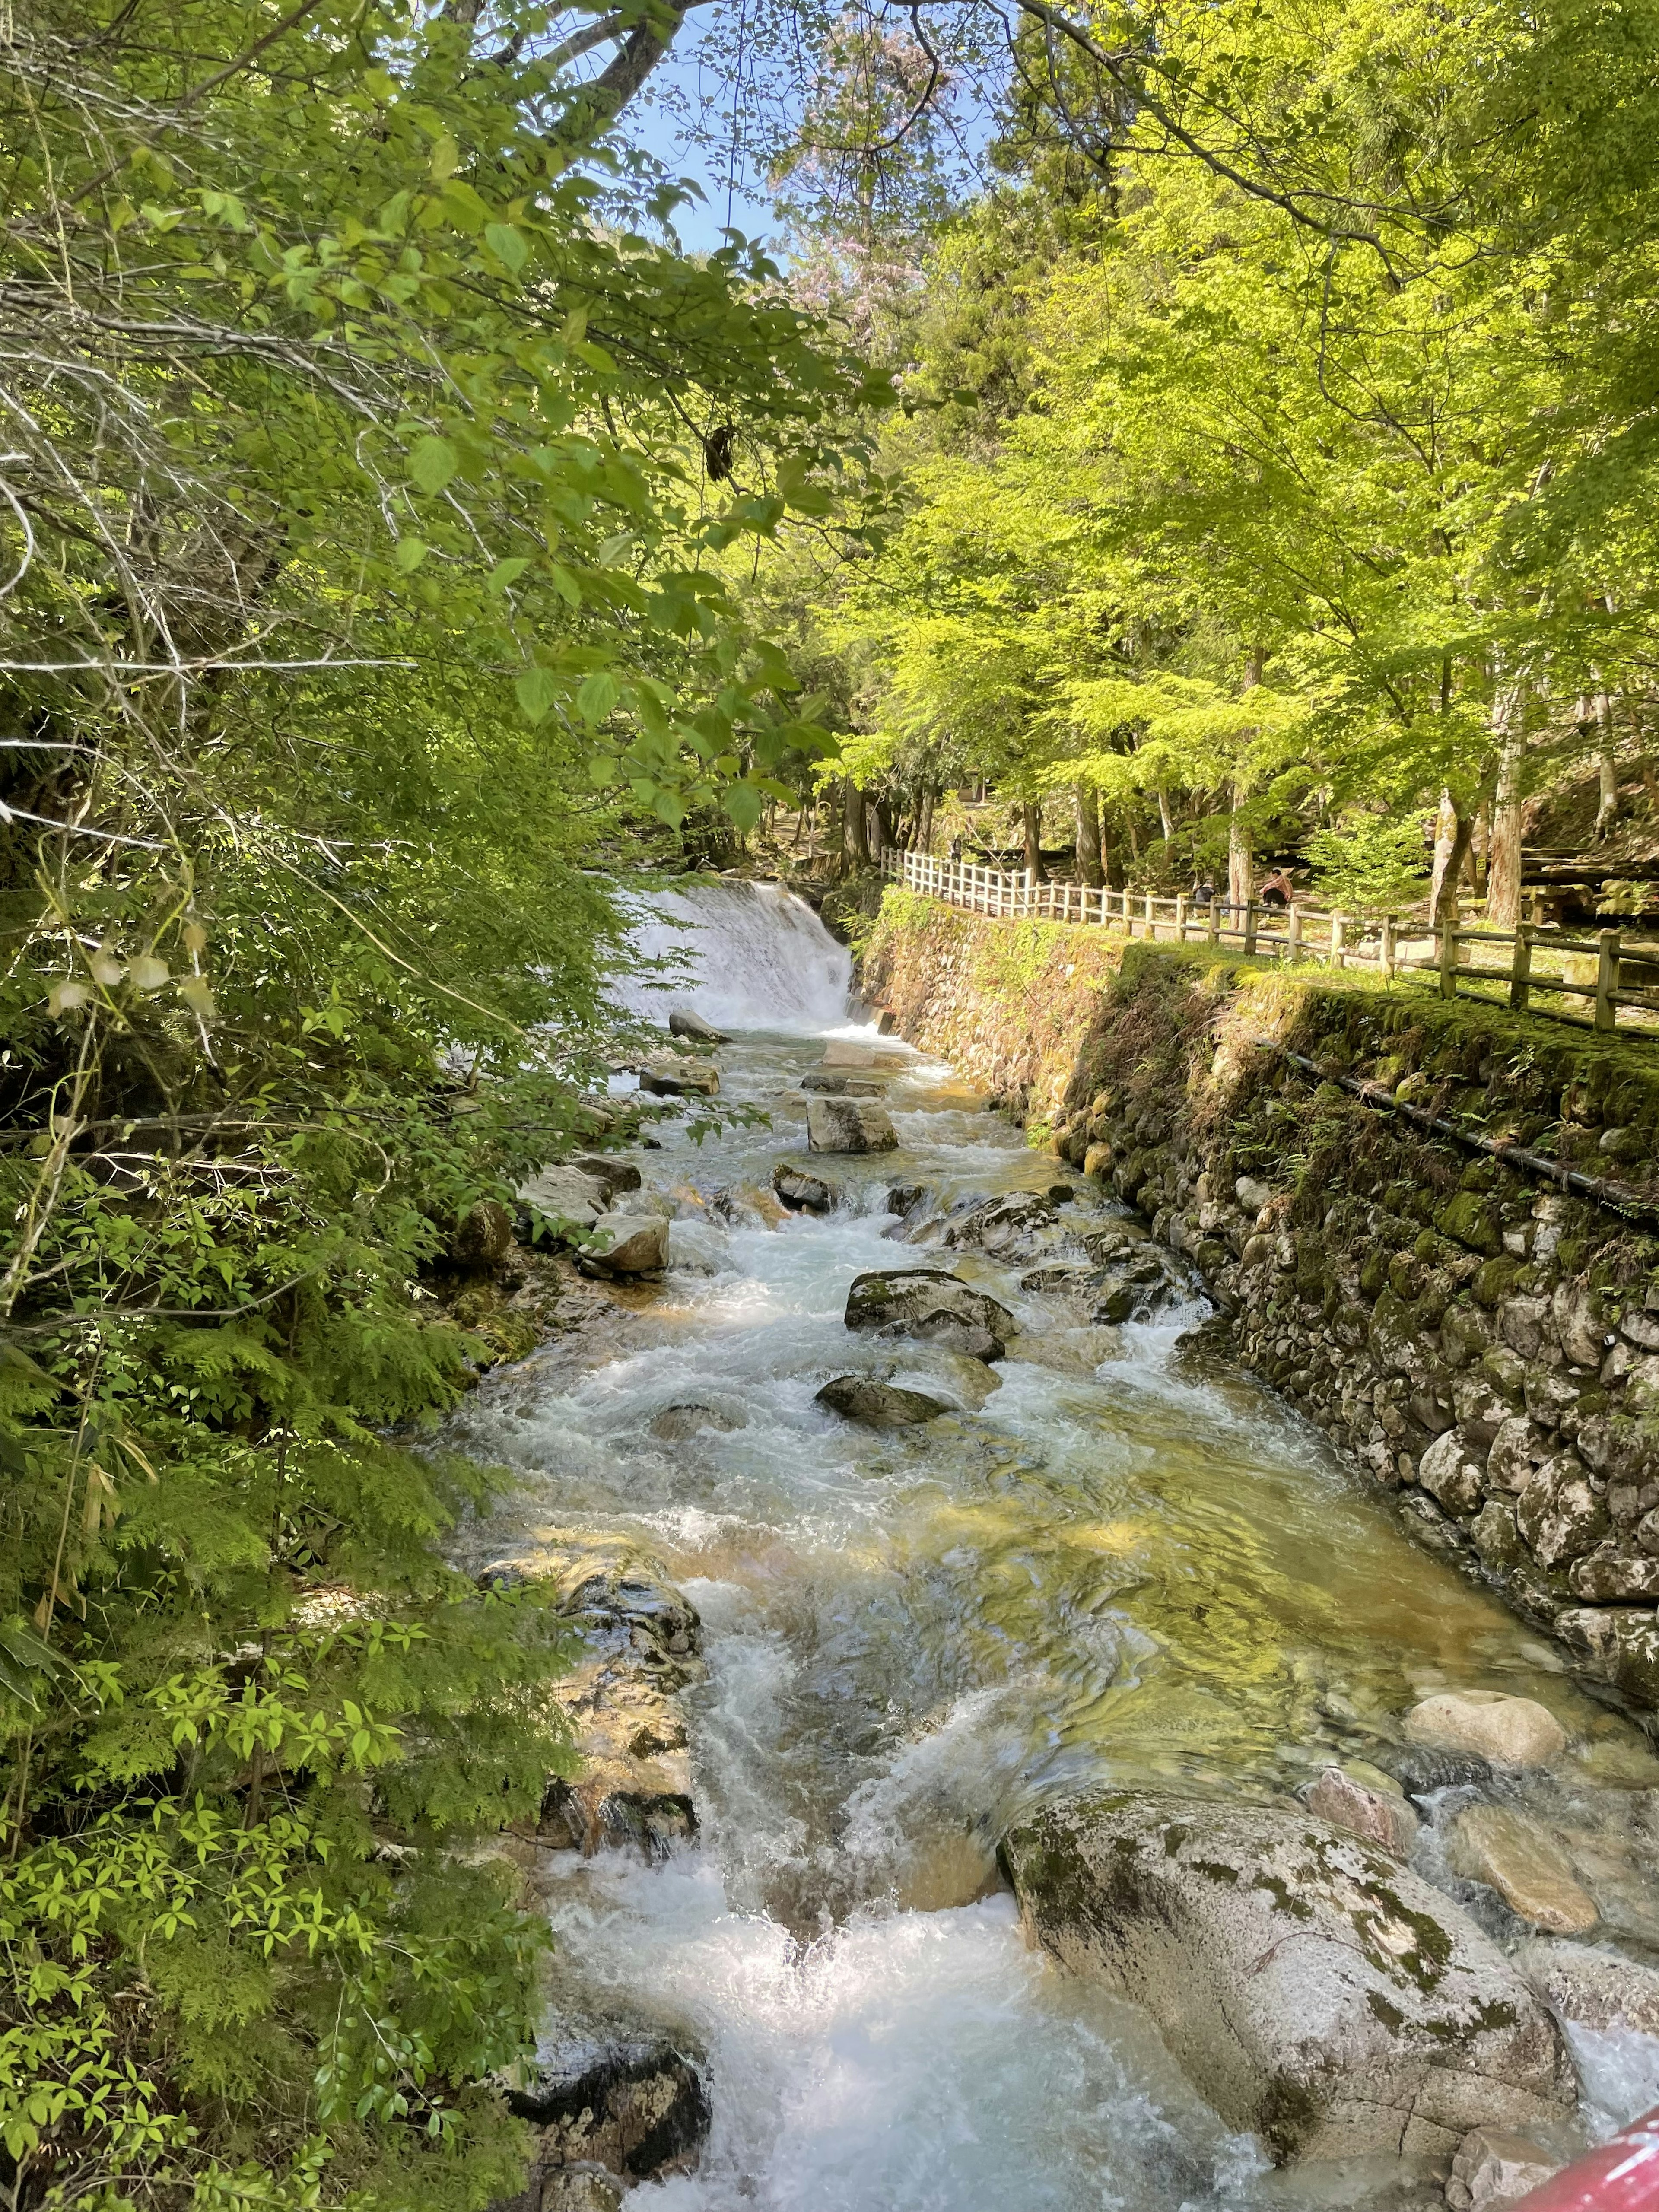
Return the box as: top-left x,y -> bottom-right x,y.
1000,1791 -> 1573,2164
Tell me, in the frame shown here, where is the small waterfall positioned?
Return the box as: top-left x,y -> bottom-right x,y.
614,880 -> 854,1033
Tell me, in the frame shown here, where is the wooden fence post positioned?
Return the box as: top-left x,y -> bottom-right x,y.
1208,899 -> 1220,946
1438,913 -> 1459,999
1509,922 -> 1534,1013
1596,928 -> 1621,1032
1380,913 -> 1396,982
1330,912 -> 1345,969
1287,905 -> 1303,962
1144,890 -> 1156,940
1243,901 -> 1259,957
1175,893 -> 1188,942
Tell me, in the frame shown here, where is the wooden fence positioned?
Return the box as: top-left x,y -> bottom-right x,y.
879,847 -> 1659,1036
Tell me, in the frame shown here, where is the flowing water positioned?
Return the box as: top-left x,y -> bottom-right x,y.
452,882 -> 1659,2212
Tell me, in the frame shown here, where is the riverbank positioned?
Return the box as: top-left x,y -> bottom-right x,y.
862,889 -> 1659,1721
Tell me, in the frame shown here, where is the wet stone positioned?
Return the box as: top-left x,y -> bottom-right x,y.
1403,1691 -> 1568,1768
815,1374 -> 950,1428
772,1160 -> 839,1212
1306,1766 -> 1421,1857
844,1267 -> 1014,1362
1449,1805 -> 1599,1935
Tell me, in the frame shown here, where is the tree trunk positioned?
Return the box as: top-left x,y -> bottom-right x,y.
1156,787 -> 1175,843
917,786 -> 935,855
1227,783 -> 1252,909
1074,784 -> 1104,888
1595,690 -> 1619,840
843,780 -> 869,866
1487,681 -> 1526,927
1430,789 -> 1473,925
871,796 -> 894,857
1229,647 -> 1264,909
1022,799 -> 1046,882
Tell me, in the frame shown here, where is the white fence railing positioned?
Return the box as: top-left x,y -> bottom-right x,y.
879,847 -> 1659,1035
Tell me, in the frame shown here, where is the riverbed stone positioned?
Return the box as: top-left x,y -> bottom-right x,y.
450,1197 -> 516,1268
1514,1937 -> 1659,2034
1403,1691 -> 1568,1767
1001,1791 -> 1574,2161
1566,1541 -> 1659,1602
667,1008 -> 729,1043
821,1040 -> 905,1070
1306,1767 -> 1421,1856
504,2023 -> 711,2192
815,1374 -> 950,1427
1449,1806 -> 1599,1934
806,1096 -> 898,1153
1444,2126 -> 1560,2211
1374,1743 -> 1495,1801
638,1052 -> 720,1096
772,1160 -> 839,1211
579,1213 -> 670,1277
844,1268 -> 1014,1361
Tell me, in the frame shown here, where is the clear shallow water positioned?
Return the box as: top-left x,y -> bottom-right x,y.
451,884 -> 1659,2210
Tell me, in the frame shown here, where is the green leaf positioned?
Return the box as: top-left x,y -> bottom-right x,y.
515,667 -> 558,725
394,536 -> 429,572
586,752 -> 615,788
721,781 -> 763,832
484,222 -> 528,273
486,556 -> 531,594
575,672 -> 618,724
409,436 -> 458,495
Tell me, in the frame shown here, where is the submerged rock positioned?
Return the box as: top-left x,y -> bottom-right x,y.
578,1212 -> 670,1277
806,1096 -> 898,1153
1001,1790 -> 1574,2162
815,1374 -> 950,1427
1514,1936 -> 1659,2034
1373,1743 -> 1495,1802
647,1402 -> 744,1442
772,1160 -> 839,1212
668,1008 -> 729,1043
1404,1692 -> 1568,1768
1449,1806 -> 1599,1934
844,1267 -> 1014,1362
821,1040 -> 906,1071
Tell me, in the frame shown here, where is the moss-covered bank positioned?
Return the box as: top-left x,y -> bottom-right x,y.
863,890 -> 1659,1721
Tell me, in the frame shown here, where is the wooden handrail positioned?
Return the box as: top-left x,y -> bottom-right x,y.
876,845 -> 1653,1037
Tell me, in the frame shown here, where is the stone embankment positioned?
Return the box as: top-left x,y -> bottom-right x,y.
862,893 -> 1659,1721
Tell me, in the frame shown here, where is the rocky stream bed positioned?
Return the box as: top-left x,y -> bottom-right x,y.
448,883 -> 1659,2212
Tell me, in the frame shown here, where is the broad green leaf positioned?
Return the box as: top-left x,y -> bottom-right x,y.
575,672 -> 618,723
394,536 -> 429,572
515,667 -> 558,725
408,436 -> 458,494
484,223 -> 528,273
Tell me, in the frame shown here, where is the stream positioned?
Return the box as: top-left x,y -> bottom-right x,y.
451,881 -> 1659,2212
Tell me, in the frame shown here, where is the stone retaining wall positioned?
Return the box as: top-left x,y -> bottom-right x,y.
862,893 -> 1659,1721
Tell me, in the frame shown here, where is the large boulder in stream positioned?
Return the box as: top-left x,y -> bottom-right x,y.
638,1052 -> 719,1097
577,1212 -> 669,1277
667,1008 -> 728,1044
844,1267 -> 1014,1361
772,1160 -> 839,1212
1001,1792 -> 1574,2163
807,1096 -> 897,1153
816,1374 -> 950,1427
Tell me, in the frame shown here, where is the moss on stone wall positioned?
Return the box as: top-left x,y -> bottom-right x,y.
863,891 -> 1659,1723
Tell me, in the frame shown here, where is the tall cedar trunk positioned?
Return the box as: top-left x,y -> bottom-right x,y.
917,787 -> 935,855
1487,680 -> 1526,927
1595,690 -> 1619,839
1430,789 -> 1473,924
1074,784 -> 1104,888
1156,787 -> 1175,843
1022,800 -> 1046,882
871,796 -> 894,857
1229,647 -> 1264,909
843,779 -> 869,866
